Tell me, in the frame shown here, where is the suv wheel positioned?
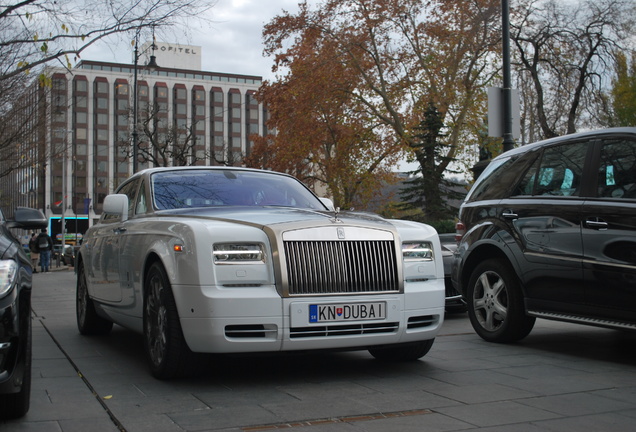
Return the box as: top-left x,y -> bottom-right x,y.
467,259 -> 535,343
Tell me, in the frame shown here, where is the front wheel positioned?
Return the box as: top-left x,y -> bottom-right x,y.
76,263 -> 113,335
0,306 -> 31,419
369,339 -> 435,361
466,259 -> 535,343
144,262 -> 205,379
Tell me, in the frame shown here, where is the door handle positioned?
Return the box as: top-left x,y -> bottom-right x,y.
113,227 -> 127,234
502,210 -> 518,219
585,218 -> 608,230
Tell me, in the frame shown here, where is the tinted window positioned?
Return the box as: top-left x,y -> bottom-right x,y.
467,151 -> 539,202
513,141 -> 588,197
597,139 -> 636,199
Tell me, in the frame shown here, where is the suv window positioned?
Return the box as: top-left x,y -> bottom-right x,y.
597,139 -> 636,199
513,141 -> 588,197
466,151 -> 539,202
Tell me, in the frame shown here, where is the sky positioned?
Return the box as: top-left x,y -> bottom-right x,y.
83,0 -> 309,81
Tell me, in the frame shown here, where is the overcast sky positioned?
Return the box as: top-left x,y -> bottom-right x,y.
83,0 -> 310,81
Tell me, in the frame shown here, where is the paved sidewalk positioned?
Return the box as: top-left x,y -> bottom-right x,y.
3,271 -> 636,431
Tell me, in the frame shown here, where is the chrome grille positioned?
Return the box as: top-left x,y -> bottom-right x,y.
284,240 -> 399,295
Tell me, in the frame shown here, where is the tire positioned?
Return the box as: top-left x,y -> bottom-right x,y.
76,263 -> 113,335
466,258 -> 535,343
144,262 -> 205,379
0,307 -> 31,419
369,339 -> 435,361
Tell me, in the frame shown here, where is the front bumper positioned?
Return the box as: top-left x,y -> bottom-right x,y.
173,279 -> 445,354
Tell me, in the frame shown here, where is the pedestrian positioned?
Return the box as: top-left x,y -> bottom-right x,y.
28,232 -> 40,273
36,228 -> 53,273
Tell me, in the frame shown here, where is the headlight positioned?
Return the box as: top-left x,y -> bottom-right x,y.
0,260 -> 18,297
402,241 -> 434,261
213,243 -> 265,264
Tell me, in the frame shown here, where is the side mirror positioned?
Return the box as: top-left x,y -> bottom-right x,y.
103,194 -> 129,222
7,207 -> 48,229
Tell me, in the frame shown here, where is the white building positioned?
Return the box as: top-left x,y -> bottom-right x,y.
7,43 -> 269,242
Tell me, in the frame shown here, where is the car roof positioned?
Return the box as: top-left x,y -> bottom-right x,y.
492,127 -> 636,161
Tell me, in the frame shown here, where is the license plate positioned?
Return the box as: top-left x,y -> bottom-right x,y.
309,302 -> 386,323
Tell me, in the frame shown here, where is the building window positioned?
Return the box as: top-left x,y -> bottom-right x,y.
116,83 -> 129,95
76,96 -> 87,108
75,112 -> 88,124
75,80 -> 88,92
96,129 -> 108,141
96,81 -> 108,94
175,88 -> 187,99
117,99 -> 129,110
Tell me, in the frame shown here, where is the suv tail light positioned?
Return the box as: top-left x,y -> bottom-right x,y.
455,222 -> 466,242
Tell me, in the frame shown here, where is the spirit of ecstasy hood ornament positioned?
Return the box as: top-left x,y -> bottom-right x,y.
331,206 -> 342,223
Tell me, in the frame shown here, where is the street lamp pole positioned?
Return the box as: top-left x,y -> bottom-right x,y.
132,38 -> 139,173
132,28 -> 158,174
501,0 -> 515,152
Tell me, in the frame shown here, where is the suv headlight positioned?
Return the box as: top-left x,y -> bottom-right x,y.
213,243 -> 265,264
402,241 -> 434,261
0,260 -> 18,298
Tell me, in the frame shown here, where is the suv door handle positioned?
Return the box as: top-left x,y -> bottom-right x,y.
113,227 -> 127,234
585,218 -> 608,230
502,210 -> 518,220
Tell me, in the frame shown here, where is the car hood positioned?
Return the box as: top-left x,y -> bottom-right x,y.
157,206 -> 395,230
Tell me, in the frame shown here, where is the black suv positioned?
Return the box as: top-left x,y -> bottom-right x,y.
451,128 -> 636,343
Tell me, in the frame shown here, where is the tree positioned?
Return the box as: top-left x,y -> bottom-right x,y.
511,0 -> 636,139
247,8 -> 400,209
0,0 -> 212,84
119,103 -> 212,168
399,102 -> 462,221
609,51 -> 636,126
255,0 -> 501,216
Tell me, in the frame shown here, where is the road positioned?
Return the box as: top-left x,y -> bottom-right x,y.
3,269 -> 636,431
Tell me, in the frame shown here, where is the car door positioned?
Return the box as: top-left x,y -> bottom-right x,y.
583,136 -> 636,322
89,179 -> 139,303
503,140 -> 591,313
117,179 -> 147,310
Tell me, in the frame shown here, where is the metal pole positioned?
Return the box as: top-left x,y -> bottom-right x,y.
61,133 -> 66,249
502,0 -> 515,152
132,38 -> 139,173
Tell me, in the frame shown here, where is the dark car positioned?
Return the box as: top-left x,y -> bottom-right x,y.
452,127 -> 636,343
0,207 -> 47,419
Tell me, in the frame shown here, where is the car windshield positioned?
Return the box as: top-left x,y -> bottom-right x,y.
151,169 -> 327,211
